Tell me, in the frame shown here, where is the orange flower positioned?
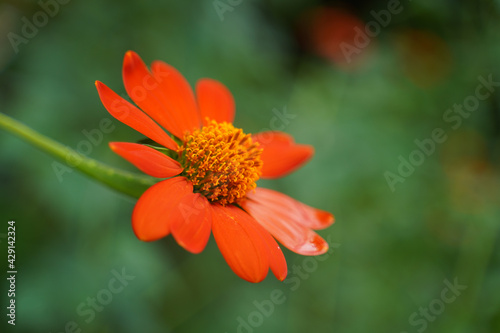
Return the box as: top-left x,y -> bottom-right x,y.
95,51 -> 334,283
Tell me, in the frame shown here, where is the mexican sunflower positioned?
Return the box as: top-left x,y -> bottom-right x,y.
95,51 -> 334,283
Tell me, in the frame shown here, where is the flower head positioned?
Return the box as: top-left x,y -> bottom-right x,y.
95,51 -> 334,282
180,120 -> 262,205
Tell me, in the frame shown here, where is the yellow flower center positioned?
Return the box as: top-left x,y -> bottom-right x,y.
179,120 -> 263,205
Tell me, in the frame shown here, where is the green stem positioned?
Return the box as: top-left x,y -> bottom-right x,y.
0,112 -> 157,198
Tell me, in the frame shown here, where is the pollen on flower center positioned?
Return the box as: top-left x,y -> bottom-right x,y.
179,120 -> 263,205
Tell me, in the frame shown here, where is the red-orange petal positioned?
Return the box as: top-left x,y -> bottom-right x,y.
95,81 -> 178,151
122,51 -> 201,139
196,78 -> 235,125
211,204 -> 269,283
252,221 -> 288,281
241,189 -> 331,255
109,142 -> 183,178
248,188 -> 334,230
253,131 -> 314,179
151,60 -> 202,137
170,193 -> 212,254
132,177 -> 192,242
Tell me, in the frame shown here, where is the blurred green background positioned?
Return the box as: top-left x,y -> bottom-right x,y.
1,0 -> 499,332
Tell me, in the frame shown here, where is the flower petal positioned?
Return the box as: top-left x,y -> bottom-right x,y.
170,193 -> 212,254
241,188 -> 331,255
132,177 -> 192,242
122,51 -> 201,139
211,204 -> 269,283
249,188 -> 334,230
95,81 -> 178,150
196,78 -> 235,125
253,131 -> 314,179
253,221 -> 288,281
109,142 -> 183,178
151,60 -> 202,137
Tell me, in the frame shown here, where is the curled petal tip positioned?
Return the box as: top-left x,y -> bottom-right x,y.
277,274 -> 287,282
95,81 -> 108,93
316,211 -> 335,229
294,234 -> 329,255
125,50 -> 137,59
323,212 -> 335,225
123,51 -> 142,72
309,234 -> 329,255
108,142 -> 120,152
